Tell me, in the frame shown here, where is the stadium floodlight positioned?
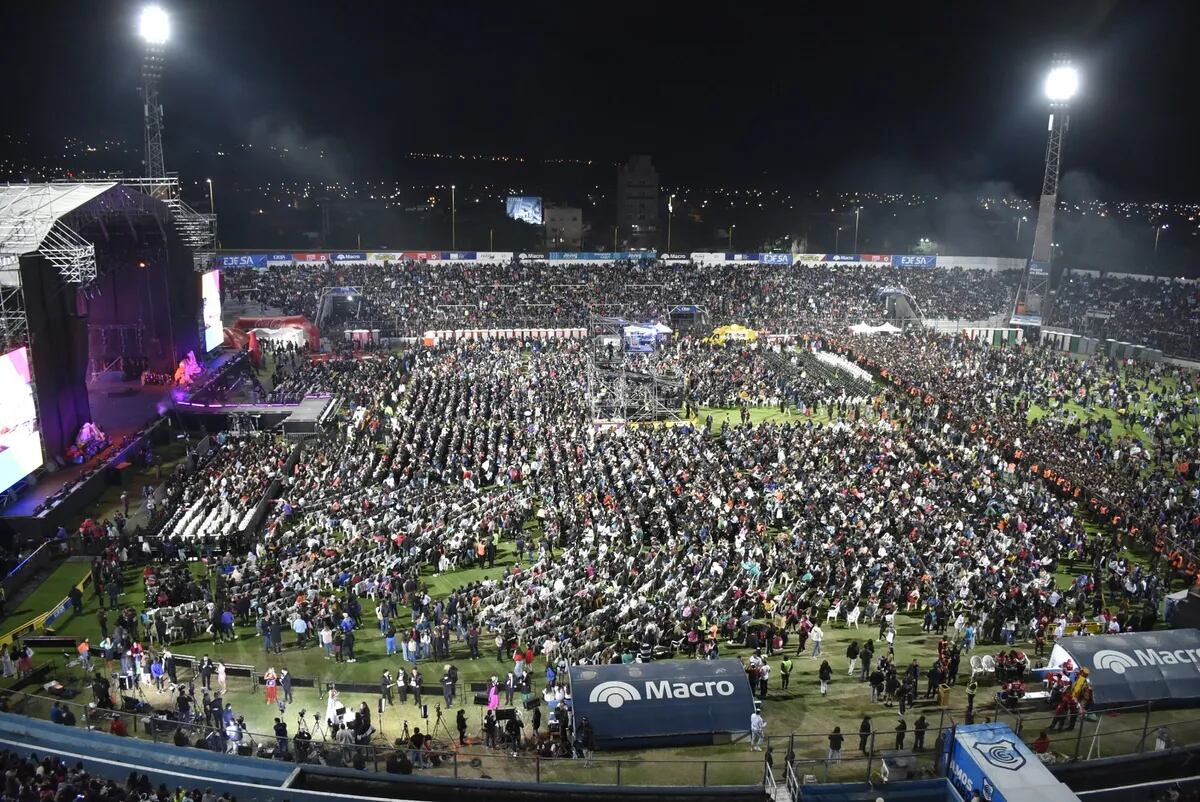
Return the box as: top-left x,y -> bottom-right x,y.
139,5 -> 170,45
1044,65 -> 1079,102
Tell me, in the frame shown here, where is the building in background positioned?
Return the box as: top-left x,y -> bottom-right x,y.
545,205 -> 584,249
617,155 -> 659,249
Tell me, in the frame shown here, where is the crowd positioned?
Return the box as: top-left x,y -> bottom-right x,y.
221,261 -> 1020,337
1048,273 -> 1200,358
0,748 -> 239,802
51,259 -> 1198,776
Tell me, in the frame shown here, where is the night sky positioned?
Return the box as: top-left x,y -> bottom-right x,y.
3,0 -> 1198,200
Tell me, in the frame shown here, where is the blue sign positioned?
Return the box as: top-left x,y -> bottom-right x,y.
759,252 -> 792,265
267,253 -> 292,263
947,724 -> 1078,802
550,252 -> 627,261
329,252 -> 367,263
724,253 -> 759,262
217,254 -> 268,268
894,254 -> 937,268
439,251 -> 479,261
568,658 -> 755,750
1028,259 -> 1050,277
822,254 -> 860,262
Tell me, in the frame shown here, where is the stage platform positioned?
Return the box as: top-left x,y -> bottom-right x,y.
174,394 -> 336,435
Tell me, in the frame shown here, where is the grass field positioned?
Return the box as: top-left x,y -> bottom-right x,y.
3,399 -> 1195,785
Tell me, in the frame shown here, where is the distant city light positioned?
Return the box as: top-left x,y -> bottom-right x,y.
139,5 -> 170,45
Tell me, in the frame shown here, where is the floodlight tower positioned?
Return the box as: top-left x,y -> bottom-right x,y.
139,5 -> 170,197
1014,56 -> 1078,323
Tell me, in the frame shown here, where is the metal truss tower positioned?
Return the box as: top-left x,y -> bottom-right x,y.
1014,55 -> 1075,325
142,41 -> 168,197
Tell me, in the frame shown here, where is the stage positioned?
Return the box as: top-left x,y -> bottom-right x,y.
0,373 -> 175,540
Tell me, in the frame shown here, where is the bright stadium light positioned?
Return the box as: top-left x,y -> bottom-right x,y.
1044,65 -> 1079,102
139,5 -> 170,45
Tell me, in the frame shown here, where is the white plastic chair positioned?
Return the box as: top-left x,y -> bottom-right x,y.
845,606 -> 861,629
969,654 -> 984,680
981,654 -> 997,677
826,603 -> 841,624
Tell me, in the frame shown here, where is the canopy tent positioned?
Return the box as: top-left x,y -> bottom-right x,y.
568,658 -> 755,750
1048,629 -> 1200,709
704,324 -> 758,345
849,322 -> 902,335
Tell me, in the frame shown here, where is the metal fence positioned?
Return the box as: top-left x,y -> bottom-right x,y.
0,686 -> 766,787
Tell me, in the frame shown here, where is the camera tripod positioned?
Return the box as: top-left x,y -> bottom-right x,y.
304,711 -> 329,740
431,704 -> 453,741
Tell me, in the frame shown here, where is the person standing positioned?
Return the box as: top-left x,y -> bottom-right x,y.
758,661 -> 770,700
846,640 -> 860,676
281,668 -> 293,704
456,708 -> 468,746
914,714 -> 928,751
779,656 -> 793,691
894,716 -> 907,750
750,709 -> 766,752
818,659 -> 832,696
810,624 -> 824,658
263,667 -> 278,706
827,726 -> 844,764
859,715 -> 872,754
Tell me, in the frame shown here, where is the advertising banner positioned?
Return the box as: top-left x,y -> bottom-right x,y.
518,253 -> 547,262
216,254 -> 268,268
402,251 -> 440,261
759,252 -> 792,265
368,252 -> 404,263
292,253 -> 328,262
329,252 -> 367,263
1028,259 -> 1050,277
660,253 -> 689,263
858,254 -> 891,264
1048,629 -> 1200,709
822,254 -> 861,262
439,251 -> 478,261
894,254 -> 937,268
725,253 -> 759,263
549,252 -> 624,261
568,658 -> 755,749
947,724 -> 1078,802
266,253 -> 292,264
474,251 -> 514,263
794,254 -> 828,265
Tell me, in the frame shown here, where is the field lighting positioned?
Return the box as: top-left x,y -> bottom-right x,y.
139,5 -> 170,45
1044,64 -> 1078,103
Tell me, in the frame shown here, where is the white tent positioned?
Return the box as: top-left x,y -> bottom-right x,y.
849,322 -> 902,335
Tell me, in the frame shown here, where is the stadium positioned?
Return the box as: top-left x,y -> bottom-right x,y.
0,4 -> 1197,802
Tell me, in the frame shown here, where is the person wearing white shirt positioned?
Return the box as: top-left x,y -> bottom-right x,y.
749,710 -> 766,751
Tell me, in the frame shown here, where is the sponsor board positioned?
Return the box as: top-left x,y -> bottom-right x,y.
292,253 -> 328,262
894,254 -> 937,267
216,254 -> 268,268
329,252 -> 367,263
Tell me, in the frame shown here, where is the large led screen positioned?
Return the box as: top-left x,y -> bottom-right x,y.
505,196 -> 544,225
0,347 -> 43,493
201,269 -> 223,352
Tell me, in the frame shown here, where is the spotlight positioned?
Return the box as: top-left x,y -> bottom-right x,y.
139,6 -> 170,45
1044,65 -> 1079,102
137,261 -> 148,269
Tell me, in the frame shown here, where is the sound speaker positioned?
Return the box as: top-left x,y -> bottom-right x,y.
523,698 -> 540,711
